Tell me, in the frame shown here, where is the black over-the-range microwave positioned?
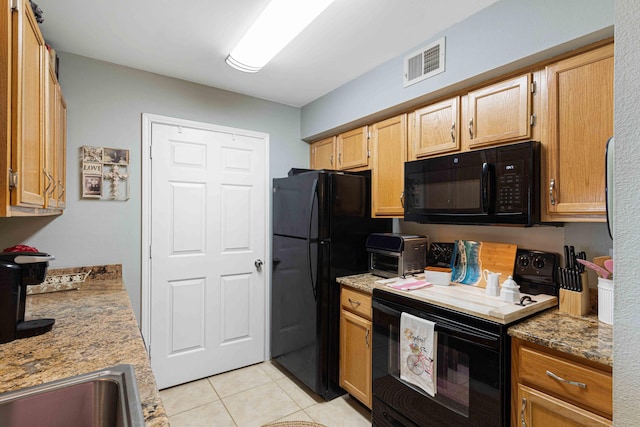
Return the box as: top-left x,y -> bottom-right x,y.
404,141 -> 540,226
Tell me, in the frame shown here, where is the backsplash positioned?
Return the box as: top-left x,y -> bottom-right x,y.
27,264 -> 123,294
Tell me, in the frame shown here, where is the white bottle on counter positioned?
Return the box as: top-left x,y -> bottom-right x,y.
500,275 -> 520,303
483,269 -> 501,297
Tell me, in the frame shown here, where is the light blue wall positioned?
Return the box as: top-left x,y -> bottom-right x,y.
301,0 -> 614,140
0,53 -> 307,320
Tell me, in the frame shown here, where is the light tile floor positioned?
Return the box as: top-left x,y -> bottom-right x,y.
159,360 -> 372,427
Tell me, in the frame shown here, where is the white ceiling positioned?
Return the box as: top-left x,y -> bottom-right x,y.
39,0 -> 498,107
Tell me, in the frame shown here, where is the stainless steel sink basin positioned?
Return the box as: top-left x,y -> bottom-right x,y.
0,364 -> 145,427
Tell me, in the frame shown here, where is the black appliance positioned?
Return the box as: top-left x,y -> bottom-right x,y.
426,242 -> 455,268
372,289 -> 510,426
0,251 -> 55,344
513,248 -> 559,296
366,233 -> 428,278
404,141 -> 540,226
271,169 -> 391,400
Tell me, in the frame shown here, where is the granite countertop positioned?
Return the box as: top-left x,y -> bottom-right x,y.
0,265 -> 168,426
337,273 -> 613,368
508,309 -> 612,367
336,273 -> 376,294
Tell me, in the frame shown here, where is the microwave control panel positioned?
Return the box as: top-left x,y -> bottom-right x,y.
495,159 -> 524,213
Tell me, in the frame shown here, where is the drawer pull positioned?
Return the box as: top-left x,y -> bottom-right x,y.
546,370 -> 587,389
348,298 -> 361,307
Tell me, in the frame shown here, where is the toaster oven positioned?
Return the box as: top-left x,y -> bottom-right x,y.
366,233 -> 428,278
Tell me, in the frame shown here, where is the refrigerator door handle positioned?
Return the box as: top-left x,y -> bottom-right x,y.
308,178 -> 319,301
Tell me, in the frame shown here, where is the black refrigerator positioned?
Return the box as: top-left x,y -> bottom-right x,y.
271,169 -> 391,400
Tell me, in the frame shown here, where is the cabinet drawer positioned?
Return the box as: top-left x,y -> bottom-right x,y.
340,287 -> 372,320
519,345 -> 612,417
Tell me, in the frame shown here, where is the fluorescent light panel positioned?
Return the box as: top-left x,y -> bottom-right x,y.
226,0 -> 335,73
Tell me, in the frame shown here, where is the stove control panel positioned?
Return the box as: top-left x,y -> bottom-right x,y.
515,250 -> 557,278
513,249 -> 559,295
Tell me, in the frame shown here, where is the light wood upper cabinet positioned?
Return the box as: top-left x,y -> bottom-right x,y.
464,73 -> 533,148
336,126 -> 369,170
339,285 -> 372,409
371,114 -> 406,217
44,55 -> 57,208
1,0 -> 65,216
409,97 -> 459,159
54,84 -> 67,208
310,136 -> 335,170
541,43 -> 613,221
45,55 -> 66,209
10,0 -> 46,209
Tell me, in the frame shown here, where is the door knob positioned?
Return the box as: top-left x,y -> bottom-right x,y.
254,259 -> 263,271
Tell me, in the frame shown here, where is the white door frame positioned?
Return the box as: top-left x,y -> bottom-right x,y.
140,113 -> 271,362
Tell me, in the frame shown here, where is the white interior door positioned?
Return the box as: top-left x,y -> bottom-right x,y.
147,119 -> 268,389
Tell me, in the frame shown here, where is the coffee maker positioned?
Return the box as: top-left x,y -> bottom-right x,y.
0,251 -> 55,344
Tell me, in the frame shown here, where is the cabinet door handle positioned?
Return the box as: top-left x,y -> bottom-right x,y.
46,170 -> 57,197
58,181 -> 65,200
545,370 -> 587,388
365,328 -> 370,348
42,169 -> 51,194
329,154 -> 333,167
338,152 -> 342,165
521,397 -> 527,427
348,298 -> 361,307
400,191 -> 404,208
468,118 -> 474,139
450,122 -> 456,143
549,178 -> 556,206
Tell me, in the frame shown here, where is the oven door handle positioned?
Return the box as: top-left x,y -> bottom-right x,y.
436,323 -> 500,351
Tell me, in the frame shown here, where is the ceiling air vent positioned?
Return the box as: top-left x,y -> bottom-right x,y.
403,37 -> 445,88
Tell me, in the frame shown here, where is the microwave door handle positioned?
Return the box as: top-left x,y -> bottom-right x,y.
307,178 -> 319,301
481,162 -> 489,213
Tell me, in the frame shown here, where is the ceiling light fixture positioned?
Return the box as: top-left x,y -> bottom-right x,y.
225,0 -> 335,73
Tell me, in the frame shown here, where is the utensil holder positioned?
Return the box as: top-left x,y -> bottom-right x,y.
559,272 -> 590,316
597,277 -> 614,325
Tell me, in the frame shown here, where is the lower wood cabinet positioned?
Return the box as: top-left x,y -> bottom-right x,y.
339,285 -> 372,408
512,337 -> 612,426
517,384 -> 611,427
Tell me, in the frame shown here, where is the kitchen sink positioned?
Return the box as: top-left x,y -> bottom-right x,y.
0,364 -> 145,427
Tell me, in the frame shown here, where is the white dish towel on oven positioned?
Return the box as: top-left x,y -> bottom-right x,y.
400,312 -> 437,397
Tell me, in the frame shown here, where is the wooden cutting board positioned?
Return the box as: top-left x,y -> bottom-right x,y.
451,240 -> 517,288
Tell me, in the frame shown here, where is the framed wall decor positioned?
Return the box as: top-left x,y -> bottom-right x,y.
81,146 -> 130,200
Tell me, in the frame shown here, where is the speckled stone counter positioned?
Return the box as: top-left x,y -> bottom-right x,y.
508,309 -> 612,367
0,266 -> 169,426
336,273 -> 376,294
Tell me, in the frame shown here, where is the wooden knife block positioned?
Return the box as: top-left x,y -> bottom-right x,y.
559,272 -> 590,316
